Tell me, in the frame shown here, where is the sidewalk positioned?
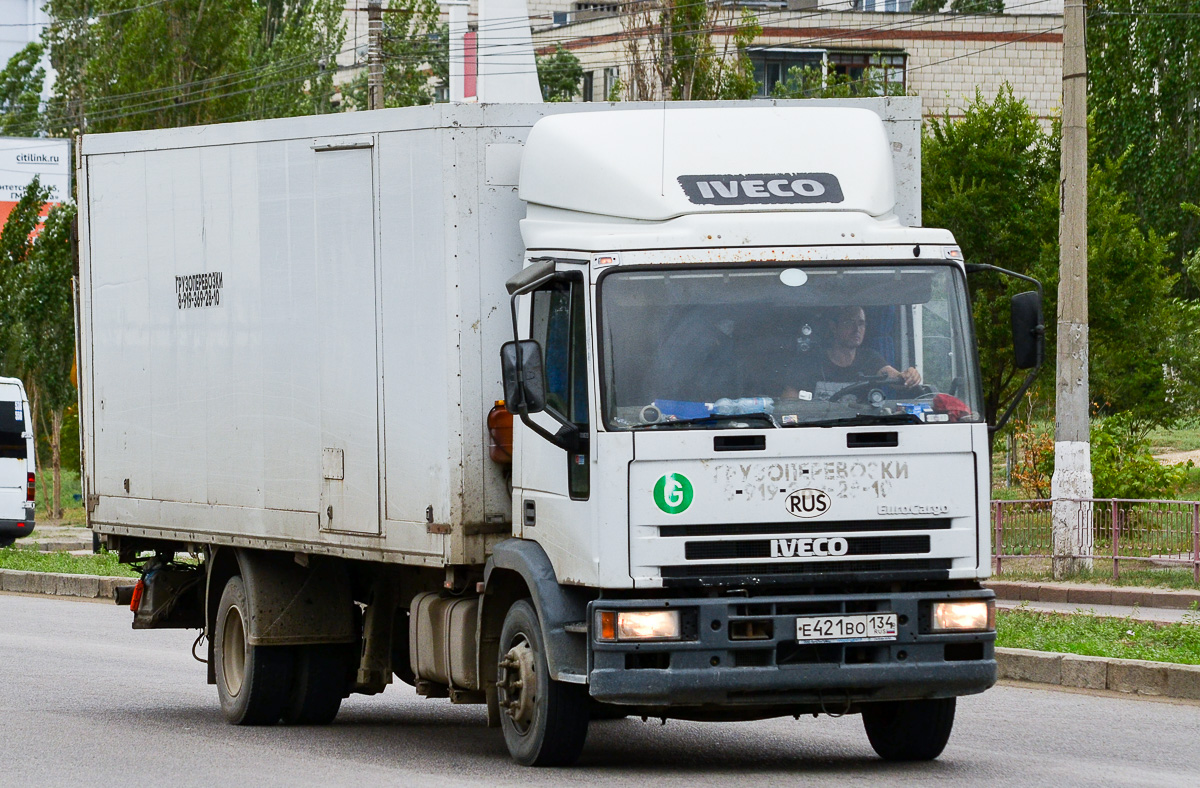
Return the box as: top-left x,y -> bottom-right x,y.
15,523 -> 94,553
997,598 -> 1196,623
986,579 -> 1200,612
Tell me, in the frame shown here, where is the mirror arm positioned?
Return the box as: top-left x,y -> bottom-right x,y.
515,408 -> 582,453
968,264 -> 1047,434
965,262 -> 1044,300
990,363 -> 1041,435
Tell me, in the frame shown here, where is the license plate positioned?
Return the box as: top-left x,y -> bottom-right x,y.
795,613 -> 898,644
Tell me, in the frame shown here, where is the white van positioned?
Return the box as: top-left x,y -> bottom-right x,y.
0,377 -> 34,547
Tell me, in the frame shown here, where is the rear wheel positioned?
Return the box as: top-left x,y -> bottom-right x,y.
282,644 -> 350,725
214,575 -> 293,725
862,697 -> 956,761
496,599 -> 589,766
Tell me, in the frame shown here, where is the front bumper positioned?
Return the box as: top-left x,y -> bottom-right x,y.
588,588 -> 995,706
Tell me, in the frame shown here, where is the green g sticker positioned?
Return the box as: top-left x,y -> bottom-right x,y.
653,473 -> 694,514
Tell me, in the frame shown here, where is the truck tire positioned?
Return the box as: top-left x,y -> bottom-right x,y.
861,697 -> 956,761
496,599 -> 589,766
214,575 -> 294,725
282,644 -> 348,725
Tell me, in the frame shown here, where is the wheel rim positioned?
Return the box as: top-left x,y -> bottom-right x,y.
497,636 -> 537,735
222,604 -> 247,698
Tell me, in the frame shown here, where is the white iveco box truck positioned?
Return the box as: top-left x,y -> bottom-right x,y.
77,98 -> 1044,766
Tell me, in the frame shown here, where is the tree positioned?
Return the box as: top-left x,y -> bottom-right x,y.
0,42 -> 46,137
910,0 -> 1004,11
923,87 -> 1057,426
537,45 -> 583,102
622,1 -> 760,101
21,203 -> 76,519
1072,158 -> 1175,427
1089,0 -> 1200,290
0,178 -> 54,471
42,0 -> 345,134
949,0 -> 1003,11
923,86 -> 1180,431
342,0 -> 446,110
248,0 -> 346,119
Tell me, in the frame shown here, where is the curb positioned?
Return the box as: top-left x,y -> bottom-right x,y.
997,647 -> 1200,701
986,580 -> 1200,611
0,568 -> 132,600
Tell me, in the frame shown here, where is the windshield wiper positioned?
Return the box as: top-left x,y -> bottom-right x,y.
631,412 -> 777,430
794,413 -> 924,428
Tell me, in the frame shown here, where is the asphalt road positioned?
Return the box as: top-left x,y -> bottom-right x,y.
3,593 -> 1199,787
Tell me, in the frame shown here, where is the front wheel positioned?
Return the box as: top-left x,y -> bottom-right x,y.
861,697 -> 956,761
214,575 -> 294,725
496,599 -> 589,766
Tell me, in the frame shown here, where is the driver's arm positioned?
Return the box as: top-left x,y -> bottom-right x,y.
879,364 -> 921,387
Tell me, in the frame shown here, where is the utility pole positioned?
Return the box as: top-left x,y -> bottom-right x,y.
368,0 -> 384,110
1051,0 -> 1092,577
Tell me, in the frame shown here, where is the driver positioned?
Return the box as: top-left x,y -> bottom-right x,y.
788,306 -> 921,400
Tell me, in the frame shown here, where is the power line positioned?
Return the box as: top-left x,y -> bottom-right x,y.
24,4 -> 1066,129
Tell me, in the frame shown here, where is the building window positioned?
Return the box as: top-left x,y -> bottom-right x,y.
603,67 -> 619,100
750,49 -> 825,97
828,52 -> 907,95
582,71 -> 594,102
855,0 -> 914,11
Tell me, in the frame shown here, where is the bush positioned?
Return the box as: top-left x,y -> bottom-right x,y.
1008,411 -> 1192,500
1091,413 -> 1192,499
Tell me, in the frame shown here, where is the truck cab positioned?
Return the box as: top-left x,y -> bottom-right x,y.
491,106 -> 1037,761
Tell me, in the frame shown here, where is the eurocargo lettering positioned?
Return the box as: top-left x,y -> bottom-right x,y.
77,97 -> 1044,767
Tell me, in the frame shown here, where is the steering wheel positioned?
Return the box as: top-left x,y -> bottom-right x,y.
828,374 -> 890,404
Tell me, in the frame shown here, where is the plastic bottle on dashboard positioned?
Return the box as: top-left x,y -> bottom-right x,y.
711,397 -> 774,416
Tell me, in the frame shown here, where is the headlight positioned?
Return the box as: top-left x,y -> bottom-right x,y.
597,609 -> 681,641
931,600 -> 995,632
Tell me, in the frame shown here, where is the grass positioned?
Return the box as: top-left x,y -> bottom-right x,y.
1148,425 -> 1200,455
34,469 -> 86,526
994,563 -> 1200,590
997,606 -> 1200,665
0,545 -> 137,577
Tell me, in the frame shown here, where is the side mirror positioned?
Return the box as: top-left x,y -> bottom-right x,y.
1011,290 -> 1044,370
500,340 -> 546,414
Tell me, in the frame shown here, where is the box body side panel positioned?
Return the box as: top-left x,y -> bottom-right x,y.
80,115 -> 544,563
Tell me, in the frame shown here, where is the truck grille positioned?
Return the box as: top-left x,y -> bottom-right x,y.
684,535 -> 930,561
661,558 -> 953,586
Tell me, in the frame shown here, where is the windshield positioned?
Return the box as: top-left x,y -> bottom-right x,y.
598,263 -> 983,430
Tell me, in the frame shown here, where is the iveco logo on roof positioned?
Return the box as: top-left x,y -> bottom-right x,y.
677,173 -> 844,206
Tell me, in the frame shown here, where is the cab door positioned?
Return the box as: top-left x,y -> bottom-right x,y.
512,268 -> 594,576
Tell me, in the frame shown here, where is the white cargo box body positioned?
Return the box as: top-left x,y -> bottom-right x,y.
78,105 -> 556,565
78,99 -> 922,567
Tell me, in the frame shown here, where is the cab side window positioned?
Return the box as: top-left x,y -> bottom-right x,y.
530,279 -> 589,499
531,282 -> 588,427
